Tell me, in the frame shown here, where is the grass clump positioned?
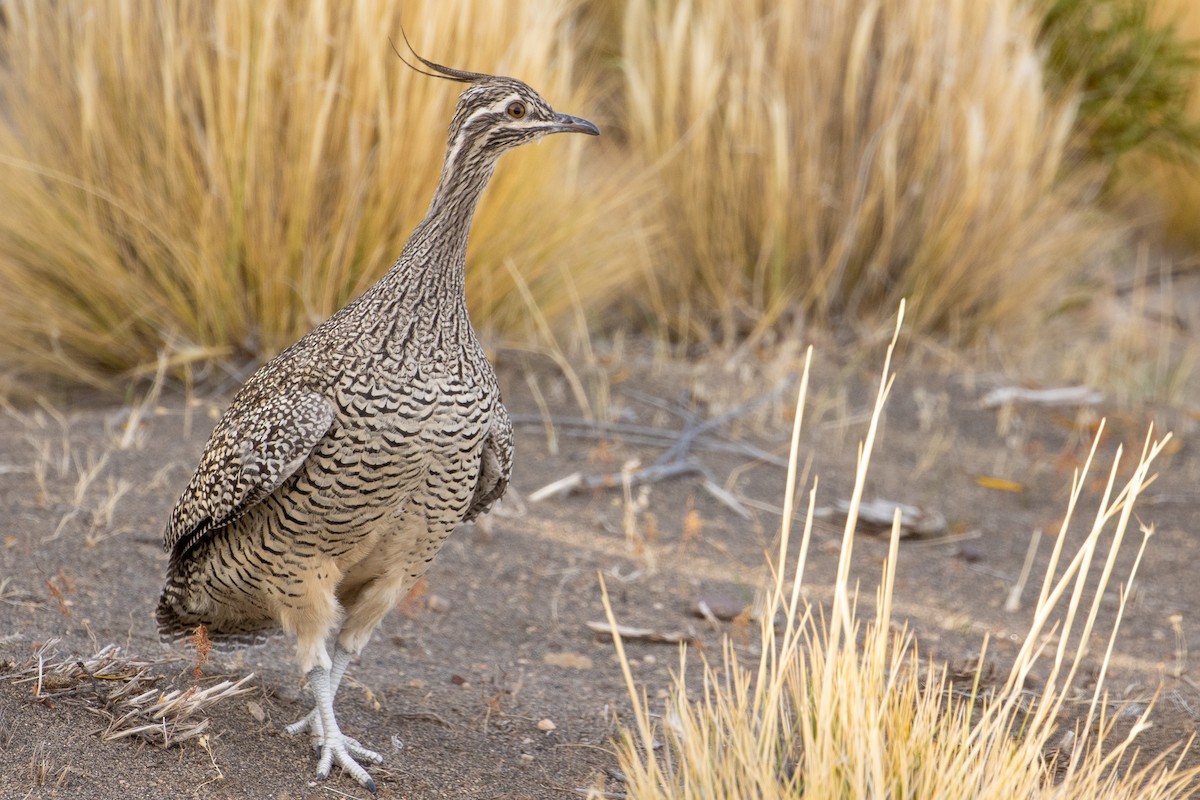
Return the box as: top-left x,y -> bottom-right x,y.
601,308 -> 1197,798
617,0 -> 1108,344
3,0 -> 1198,391
6,639 -> 254,747
0,0 -> 643,389
1036,0 -> 1200,171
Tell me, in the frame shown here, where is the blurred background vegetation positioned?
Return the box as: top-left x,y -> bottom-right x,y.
0,0 -> 1197,392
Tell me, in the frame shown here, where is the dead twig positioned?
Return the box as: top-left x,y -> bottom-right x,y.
814,498 -> 947,538
979,385 -> 1103,408
530,461 -> 706,500
585,621 -> 696,645
651,381 -> 791,468
528,383 -> 791,515
509,414 -> 789,467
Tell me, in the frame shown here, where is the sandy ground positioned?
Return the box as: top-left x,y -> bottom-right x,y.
1,344 -> 1199,799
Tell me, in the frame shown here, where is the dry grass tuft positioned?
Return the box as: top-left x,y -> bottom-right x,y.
600,308 -> 1198,798
618,0 -> 1111,344
0,0 -> 646,388
1,0 -> 1193,395
7,639 -> 254,747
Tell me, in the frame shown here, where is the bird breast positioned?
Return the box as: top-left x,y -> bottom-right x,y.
319,364 -> 495,523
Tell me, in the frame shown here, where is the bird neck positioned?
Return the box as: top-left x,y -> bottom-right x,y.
367,142 -> 501,353
405,146 -> 500,290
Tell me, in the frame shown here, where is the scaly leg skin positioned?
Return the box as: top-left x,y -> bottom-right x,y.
285,646 -> 365,752
289,660 -> 382,792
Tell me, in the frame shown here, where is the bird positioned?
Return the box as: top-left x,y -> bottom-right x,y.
155,42 -> 599,792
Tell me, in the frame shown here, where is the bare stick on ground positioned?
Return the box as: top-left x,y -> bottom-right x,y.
528,382 -> 792,516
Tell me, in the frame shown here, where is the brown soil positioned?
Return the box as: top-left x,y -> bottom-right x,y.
1,344 -> 1198,799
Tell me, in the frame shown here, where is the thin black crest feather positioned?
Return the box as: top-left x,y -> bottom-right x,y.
391,24 -> 490,84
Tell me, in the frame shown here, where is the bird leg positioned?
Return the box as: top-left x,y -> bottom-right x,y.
288,656 -> 382,791
285,644 -> 356,748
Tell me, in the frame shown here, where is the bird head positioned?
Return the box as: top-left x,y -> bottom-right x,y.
446,77 -> 600,153
394,37 -> 599,162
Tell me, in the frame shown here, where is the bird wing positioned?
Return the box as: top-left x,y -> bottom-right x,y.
163,389 -> 335,556
465,402 -> 513,522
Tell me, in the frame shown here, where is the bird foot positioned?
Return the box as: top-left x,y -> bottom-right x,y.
315,729 -> 383,793
287,708 -> 382,790
285,707 -> 324,753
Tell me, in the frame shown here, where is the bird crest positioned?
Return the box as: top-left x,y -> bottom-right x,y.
390,28 -> 491,84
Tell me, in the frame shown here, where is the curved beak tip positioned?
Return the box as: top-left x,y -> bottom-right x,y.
554,113 -> 601,136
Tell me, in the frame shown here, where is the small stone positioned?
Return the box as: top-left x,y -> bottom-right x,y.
955,544 -> 984,563
694,593 -> 746,621
536,718 -> 556,732
519,753 -> 535,764
543,651 -> 594,670
427,594 -> 451,613
246,700 -> 265,722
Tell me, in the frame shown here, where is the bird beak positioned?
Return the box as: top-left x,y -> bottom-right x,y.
548,113 -> 600,136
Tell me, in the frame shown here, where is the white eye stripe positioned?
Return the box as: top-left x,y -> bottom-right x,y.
459,93 -> 527,129
461,106 -> 494,128
494,93 -> 523,113
445,94 -> 529,165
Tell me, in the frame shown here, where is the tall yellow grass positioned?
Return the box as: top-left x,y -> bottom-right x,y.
0,0 -> 1178,390
0,0 -> 644,387
619,0 -> 1109,343
601,310 -> 1197,798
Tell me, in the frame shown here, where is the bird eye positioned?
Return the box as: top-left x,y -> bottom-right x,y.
506,101 -> 527,119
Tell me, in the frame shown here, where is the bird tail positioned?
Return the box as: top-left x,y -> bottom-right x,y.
156,584 -> 278,650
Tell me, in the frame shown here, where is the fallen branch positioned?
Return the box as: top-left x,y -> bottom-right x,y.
651,381 -> 791,468
527,383 -> 791,515
529,462 -> 750,518
531,460 -> 707,500
509,414 -> 789,468
586,621 -> 695,644
813,498 -> 947,538
979,385 -> 1103,408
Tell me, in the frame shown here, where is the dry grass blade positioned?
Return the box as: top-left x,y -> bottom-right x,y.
6,639 -> 254,748
598,308 -> 1200,799
101,677 -> 255,745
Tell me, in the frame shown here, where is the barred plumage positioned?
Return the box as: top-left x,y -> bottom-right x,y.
156,47 -> 598,792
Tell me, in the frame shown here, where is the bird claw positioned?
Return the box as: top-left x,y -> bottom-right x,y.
343,737 -> 384,764
316,732 -> 379,792
292,707 -> 381,790
285,707 -> 324,753
285,708 -> 318,736
287,708 -> 382,765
